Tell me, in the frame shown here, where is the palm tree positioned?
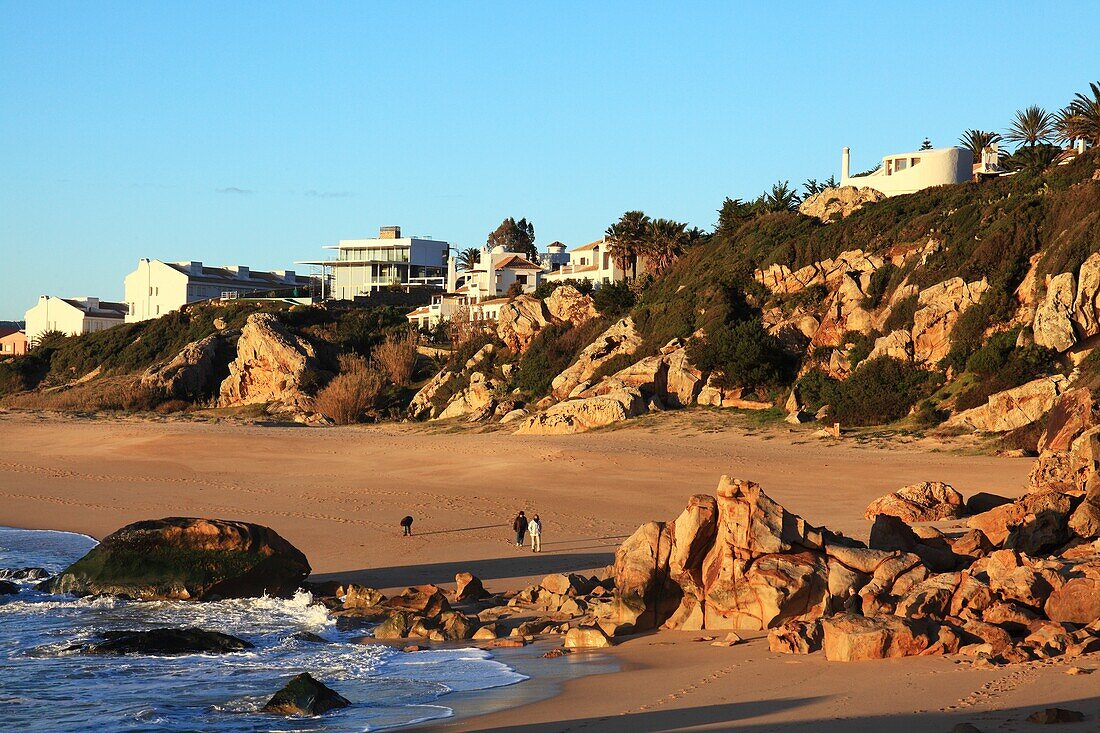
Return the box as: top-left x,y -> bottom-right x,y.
605,210 -> 650,280
764,181 -> 800,212
958,129 -> 1003,160
642,218 -> 688,277
1058,81 -> 1100,147
1005,106 -> 1056,149
457,247 -> 480,271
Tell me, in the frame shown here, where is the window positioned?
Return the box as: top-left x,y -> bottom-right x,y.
894,158 -> 908,172
516,275 -> 528,285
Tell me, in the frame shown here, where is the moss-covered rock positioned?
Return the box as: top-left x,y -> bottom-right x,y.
49,517 -> 310,600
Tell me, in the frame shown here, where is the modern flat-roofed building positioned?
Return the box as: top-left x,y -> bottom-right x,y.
299,226 -> 450,301
840,146 -> 973,197
123,259 -> 311,323
24,296 -> 127,344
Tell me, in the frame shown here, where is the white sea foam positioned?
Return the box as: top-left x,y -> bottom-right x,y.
0,527 -> 526,732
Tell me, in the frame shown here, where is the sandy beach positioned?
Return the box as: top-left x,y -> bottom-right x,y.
1,410 -> 1096,732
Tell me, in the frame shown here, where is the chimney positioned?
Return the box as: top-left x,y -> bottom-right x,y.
447,254 -> 457,292
1077,139 -> 1087,155
380,226 -> 401,239
226,265 -> 250,278
841,147 -> 851,181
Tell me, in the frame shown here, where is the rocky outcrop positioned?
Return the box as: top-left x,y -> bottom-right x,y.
140,333 -> 229,400
1038,388 -> 1097,453
810,273 -> 875,348
911,278 -> 989,364
944,375 -> 1069,433
514,387 -> 645,435
263,673 -> 351,715
49,517 -> 311,600
496,296 -> 551,353
1072,252 -> 1100,340
797,186 -> 886,223
696,377 -> 772,410
867,330 -> 914,362
74,628 -> 254,655
551,318 -> 642,399
601,475 -> 1100,665
436,372 -> 499,421
218,313 -> 320,411
407,343 -> 497,421
755,249 -> 884,296
1033,272 -> 1079,351
497,286 -> 597,354
546,285 -> 598,326
864,482 -> 965,522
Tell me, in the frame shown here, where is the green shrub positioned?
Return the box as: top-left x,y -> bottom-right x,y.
843,330 -> 880,368
0,355 -> 50,396
592,281 -> 636,318
883,294 -> 919,333
954,339 -> 1059,411
687,318 -> 793,390
511,318 -> 609,397
862,264 -> 898,309
798,357 -> 942,426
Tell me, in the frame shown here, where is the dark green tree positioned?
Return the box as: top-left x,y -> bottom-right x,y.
487,217 -> 537,262
457,247 -> 481,271
1005,105 -> 1056,149
605,210 -> 650,279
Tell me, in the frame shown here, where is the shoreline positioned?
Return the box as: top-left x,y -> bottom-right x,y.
6,412 -> 1098,732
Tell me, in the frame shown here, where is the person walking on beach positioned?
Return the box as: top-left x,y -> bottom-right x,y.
512,511 -> 527,547
400,515 -> 413,536
528,514 -> 542,553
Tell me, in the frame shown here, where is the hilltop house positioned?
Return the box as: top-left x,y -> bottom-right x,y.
542,237 -> 625,286
0,327 -> 28,356
24,296 -> 127,344
406,245 -> 543,329
297,226 -> 450,301
841,146 -> 973,197
124,259 -> 311,323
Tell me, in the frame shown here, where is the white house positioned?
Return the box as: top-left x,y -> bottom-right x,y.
24,296 -> 127,344
298,226 -> 450,301
406,245 -> 543,329
841,146 -> 973,197
542,237 -> 625,286
124,259 -> 311,323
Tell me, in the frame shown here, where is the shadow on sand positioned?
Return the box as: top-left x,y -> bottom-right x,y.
312,551 -> 615,588
433,697 -> 1098,733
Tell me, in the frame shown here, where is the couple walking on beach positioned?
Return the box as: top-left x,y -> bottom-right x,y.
512,511 -> 542,552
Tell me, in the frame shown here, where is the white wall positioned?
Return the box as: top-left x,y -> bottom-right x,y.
124,259 -> 188,323
841,147 -> 973,197
24,297 -> 86,343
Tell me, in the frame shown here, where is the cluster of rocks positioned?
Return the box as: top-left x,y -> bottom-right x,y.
1032,251 -> 1100,353
604,472 -> 1099,664
327,570 -> 619,651
797,186 -> 886,223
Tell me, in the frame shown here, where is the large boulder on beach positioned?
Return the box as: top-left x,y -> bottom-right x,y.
263,673 -> 351,716
49,517 -> 311,601
75,628 -> 254,655
821,614 -> 935,661
863,482 -> 965,522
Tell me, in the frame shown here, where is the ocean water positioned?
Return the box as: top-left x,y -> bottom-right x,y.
0,527 -> 527,732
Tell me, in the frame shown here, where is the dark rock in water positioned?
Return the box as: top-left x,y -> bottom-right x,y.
292,631 -> 329,644
48,517 -> 311,600
77,627 -> 254,655
0,567 -> 51,581
0,580 -> 18,595
1025,708 -> 1085,724
262,673 -> 351,715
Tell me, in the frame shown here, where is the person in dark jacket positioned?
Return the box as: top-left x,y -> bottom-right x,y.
400,515 -> 414,536
512,511 -> 527,547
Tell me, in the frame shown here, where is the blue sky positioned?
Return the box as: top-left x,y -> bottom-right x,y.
1,1 -> 1096,319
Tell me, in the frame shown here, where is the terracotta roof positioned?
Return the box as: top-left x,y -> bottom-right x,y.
0,327 -> 22,339
477,297 -> 510,306
407,306 -> 431,317
570,239 -> 603,252
495,254 -> 542,270
564,264 -> 598,274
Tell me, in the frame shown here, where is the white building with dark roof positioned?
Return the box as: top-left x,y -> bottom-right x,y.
24,296 -> 127,343
123,258 -> 311,322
